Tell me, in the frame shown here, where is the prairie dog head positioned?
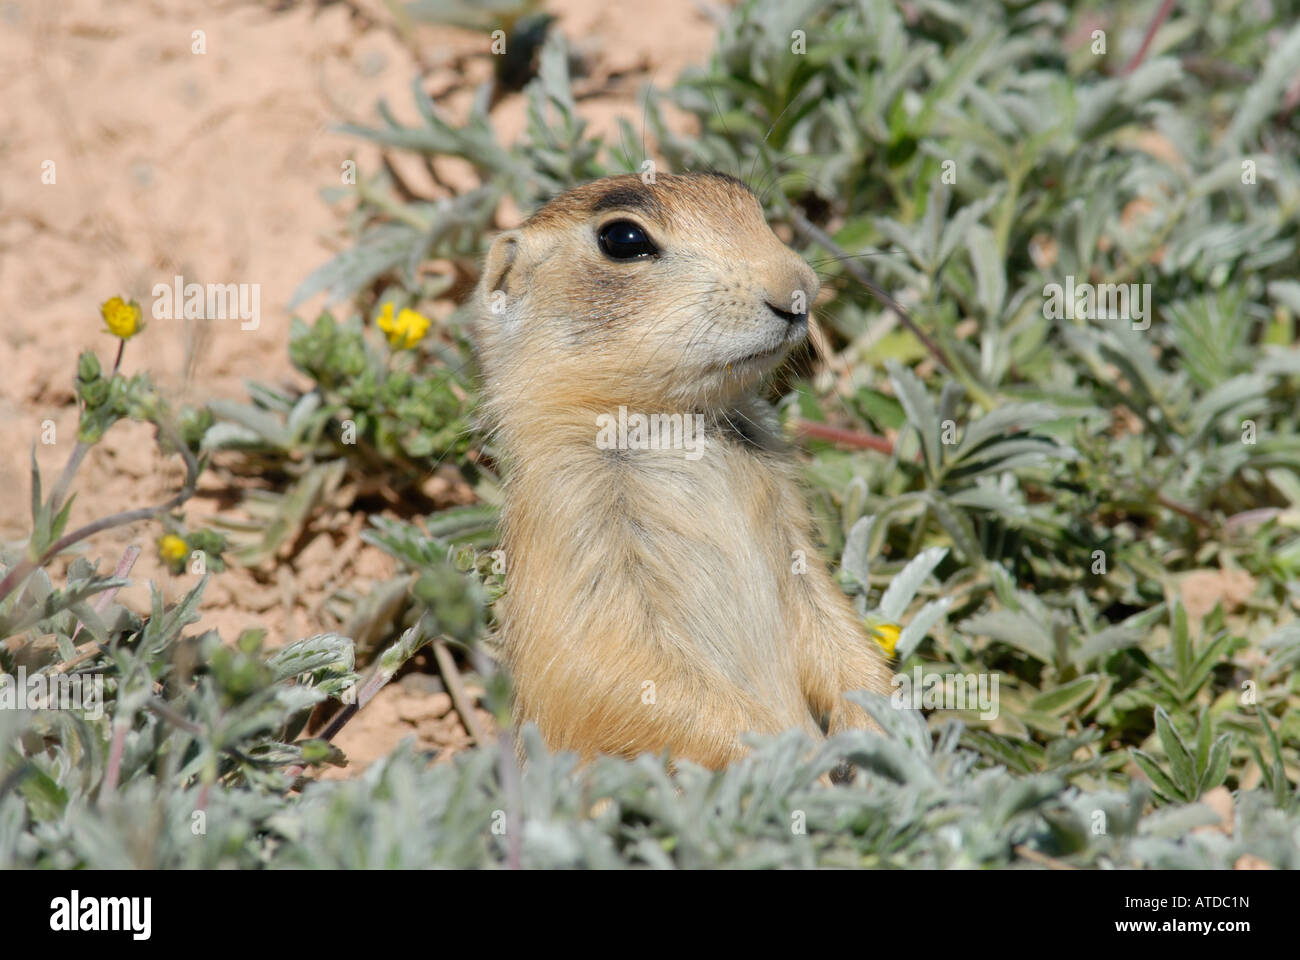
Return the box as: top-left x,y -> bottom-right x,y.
473,173 -> 819,417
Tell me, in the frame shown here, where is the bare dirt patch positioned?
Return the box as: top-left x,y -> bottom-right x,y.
0,0 -> 714,773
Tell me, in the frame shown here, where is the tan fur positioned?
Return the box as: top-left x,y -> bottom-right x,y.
472,173 -> 891,768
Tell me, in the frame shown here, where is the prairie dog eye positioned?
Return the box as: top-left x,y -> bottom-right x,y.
597,220 -> 658,260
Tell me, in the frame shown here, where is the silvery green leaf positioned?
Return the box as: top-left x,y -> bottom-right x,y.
66,601 -> 108,645
918,181 -> 949,272
1267,280 -> 1300,314
937,381 -> 964,432
1198,735 -> 1231,795
874,216 -> 928,270
877,546 -> 947,621
941,189 -> 998,267
1136,802 -> 1222,837
965,222 -> 1005,318
377,619 -> 434,677
841,475 -> 869,531
927,492 -> 982,562
0,576 -> 128,641
846,691 -> 933,754
286,392 -> 323,438
960,608 -> 1053,663
243,379 -> 297,412
1154,707 -> 1198,797
886,360 -> 940,476
841,515 -> 875,589
272,684 -> 328,715
834,716 -> 937,787
992,773 -> 1065,826
200,421 -> 264,452
421,503 -> 502,542
895,596 -> 952,660
268,633 -> 356,683
1073,625 -> 1142,667
955,402 -> 1061,456
947,436 -> 1063,480
54,630 -> 76,662
204,399 -> 291,447
948,482 -> 1027,521
289,224 -> 428,309
1221,23 -> 1300,152
1028,675 -> 1099,716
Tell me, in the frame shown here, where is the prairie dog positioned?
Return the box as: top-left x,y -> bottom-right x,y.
473,172 -> 891,768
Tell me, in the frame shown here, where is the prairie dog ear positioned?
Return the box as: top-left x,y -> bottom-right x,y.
482,230 -> 521,296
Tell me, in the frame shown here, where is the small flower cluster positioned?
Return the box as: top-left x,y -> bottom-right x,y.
376,302 -> 430,350
101,296 -> 142,339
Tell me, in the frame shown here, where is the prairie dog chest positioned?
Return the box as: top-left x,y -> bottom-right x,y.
594,429 -> 799,670
606,421 -> 789,556
506,413 -> 807,685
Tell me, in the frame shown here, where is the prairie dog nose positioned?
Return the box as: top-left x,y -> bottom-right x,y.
763,255 -> 819,319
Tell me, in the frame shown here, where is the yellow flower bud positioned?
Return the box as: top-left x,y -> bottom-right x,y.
871,622 -> 901,658
159,534 -> 189,566
101,296 -> 142,339
376,302 -> 431,350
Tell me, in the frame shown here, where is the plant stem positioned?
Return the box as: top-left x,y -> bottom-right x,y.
791,210 -> 999,410
0,421 -> 198,606
992,163 -> 1023,264
432,638 -> 488,745
793,211 -> 952,372
100,720 -> 129,803
1123,0 -> 1176,75
49,331 -> 116,513
792,419 -> 895,455
50,545 -> 142,674
47,442 -> 90,517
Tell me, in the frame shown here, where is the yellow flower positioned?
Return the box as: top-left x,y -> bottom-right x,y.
871,622 -> 901,658
159,534 -> 189,566
101,296 -> 142,339
376,302 -> 431,350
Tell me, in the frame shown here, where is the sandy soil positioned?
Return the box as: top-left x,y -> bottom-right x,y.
0,0 -> 715,771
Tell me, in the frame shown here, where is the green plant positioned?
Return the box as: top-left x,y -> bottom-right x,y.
5,0 -> 1300,869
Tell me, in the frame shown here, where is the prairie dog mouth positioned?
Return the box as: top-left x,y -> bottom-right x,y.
726,314 -> 808,367
739,342 -> 792,364
719,338 -> 801,371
